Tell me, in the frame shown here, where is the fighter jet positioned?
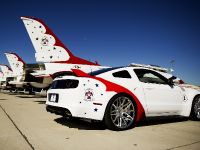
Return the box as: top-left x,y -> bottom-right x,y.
0,71 -> 6,89
5,52 -> 52,92
0,64 -> 14,90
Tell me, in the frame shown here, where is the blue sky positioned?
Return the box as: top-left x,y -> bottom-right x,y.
0,0 -> 200,85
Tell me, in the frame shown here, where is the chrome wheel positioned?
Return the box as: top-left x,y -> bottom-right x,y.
194,97 -> 200,119
110,96 -> 135,129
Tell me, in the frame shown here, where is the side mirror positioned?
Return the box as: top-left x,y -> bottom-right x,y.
168,76 -> 177,85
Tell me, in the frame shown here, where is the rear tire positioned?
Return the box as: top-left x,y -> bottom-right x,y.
190,95 -> 200,120
104,94 -> 136,131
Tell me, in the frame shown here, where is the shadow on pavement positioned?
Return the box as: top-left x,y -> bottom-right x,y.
16,95 -> 46,98
6,92 -> 26,96
0,99 -> 7,100
54,117 -> 106,130
55,116 -> 189,130
34,100 -> 46,104
137,116 -> 189,127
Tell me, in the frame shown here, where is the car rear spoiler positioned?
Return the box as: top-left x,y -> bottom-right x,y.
71,69 -> 91,77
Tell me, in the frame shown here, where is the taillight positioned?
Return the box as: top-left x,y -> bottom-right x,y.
179,80 -> 185,84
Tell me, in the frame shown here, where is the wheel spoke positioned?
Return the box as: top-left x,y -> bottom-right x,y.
111,113 -> 117,116
111,109 -> 117,113
119,97 -> 126,108
111,110 -> 119,117
111,104 -> 117,109
119,117 -> 122,127
196,108 -> 200,119
118,98 -> 121,108
116,98 -> 120,107
123,102 -> 132,111
112,115 -> 119,123
125,113 -> 134,121
117,116 -> 120,126
121,116 -> 128,126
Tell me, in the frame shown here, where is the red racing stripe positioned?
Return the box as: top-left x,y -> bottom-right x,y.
72,69 -> 145,122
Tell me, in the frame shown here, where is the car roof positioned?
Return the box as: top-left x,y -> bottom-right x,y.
90,66 -> 169,76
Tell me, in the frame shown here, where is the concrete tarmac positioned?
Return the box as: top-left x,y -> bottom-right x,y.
0,92 -> 200,150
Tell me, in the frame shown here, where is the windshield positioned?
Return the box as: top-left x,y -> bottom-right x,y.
90,67 -> 121,76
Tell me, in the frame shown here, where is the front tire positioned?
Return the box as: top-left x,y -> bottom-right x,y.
104,94 -> 136,131
190,95 -> 200,120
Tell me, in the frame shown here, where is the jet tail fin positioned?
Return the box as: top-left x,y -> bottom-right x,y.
0,71 -> 4,80
4,52 -> 25,76
0,65 -> 13,77
0,71 -> 5,82
0,71 -> 3,77
21,17 -> 99,66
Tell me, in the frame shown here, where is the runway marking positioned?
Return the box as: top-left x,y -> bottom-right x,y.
0,104 -> 35,150
166,140 -> 200,150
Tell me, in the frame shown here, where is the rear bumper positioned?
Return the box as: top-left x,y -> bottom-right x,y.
46,105 -> 72,117
46,78 -> 116,121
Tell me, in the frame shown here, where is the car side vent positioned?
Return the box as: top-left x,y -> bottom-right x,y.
50,79 -> 79,89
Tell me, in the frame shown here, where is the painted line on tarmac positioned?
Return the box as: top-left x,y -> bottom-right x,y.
166,140 -> 200,150
0,104 -> 35,150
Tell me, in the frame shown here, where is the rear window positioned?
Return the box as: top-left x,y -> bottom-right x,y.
90,67 -> 121,76
50,79 -> 79,89
112,70 -> 131,78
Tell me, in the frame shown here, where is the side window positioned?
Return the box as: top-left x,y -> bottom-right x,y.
112,70 -> 131,78
134,69 -> 167,84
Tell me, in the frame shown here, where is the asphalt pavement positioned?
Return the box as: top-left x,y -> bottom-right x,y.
0,92 -> 200,150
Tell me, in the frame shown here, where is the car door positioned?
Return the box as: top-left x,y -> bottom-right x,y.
134,69 -> 183,116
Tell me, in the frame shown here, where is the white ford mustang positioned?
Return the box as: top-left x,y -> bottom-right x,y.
46,67 -> 200,130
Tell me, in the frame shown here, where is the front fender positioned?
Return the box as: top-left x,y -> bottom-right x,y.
181,88 -> 200,116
